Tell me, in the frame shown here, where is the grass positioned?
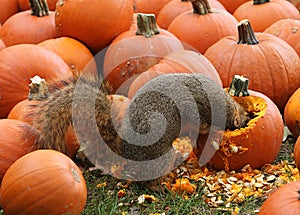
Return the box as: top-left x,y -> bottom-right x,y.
81,134 -> 297,215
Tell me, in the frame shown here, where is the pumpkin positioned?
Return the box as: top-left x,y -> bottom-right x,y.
157,0 -> 226,29
287,0 -> 300,10
294,135 -> 300,168
0,0 -> 19,24
264,18 -> 300,57
0,0 -> 57,46
196,75 -> 284,171
18,0 -> 58,11
204,19 -> 300,112
127,49 -> 222,98
217,0 -> 248,13
0,38 -> 5,50
0,119 -> 38,182
55,0 -> 133,54
38,37 -> 97,77
167,0 -> 238,54
103,13 -> 184,95
233,0 -> 300,32
0,149 -> 87,215
133,0 -> 173,17
284,87 -> 300,138
0,44 -> 72,118
258,180 -> 300,215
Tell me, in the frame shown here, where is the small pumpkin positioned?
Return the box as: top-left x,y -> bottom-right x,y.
264,18 -> 300,57
284,87 -> 300,138
196,75 -> 284,171
0,119 -> 38,182
0,149 -> 87,215
103,13 -> 184,95
157,0 -> 226,29
204,19 -> 300,112
38,37 -> 97,77
55,0 -> 133,54
127,49 -> 222,98
167,0 -> 238,54
0,44 -> 72,118
0,0 -> 57,46
233,0 -> 300,32
258,180 -> 300,215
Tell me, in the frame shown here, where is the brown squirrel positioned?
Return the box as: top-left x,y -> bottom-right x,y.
30,73 -> 249,184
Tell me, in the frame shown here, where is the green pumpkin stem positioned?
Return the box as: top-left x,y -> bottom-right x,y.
228,75 -> 250,97
237,19 -> 259,45
29,0 -> 49,17
136,13 -> 160,38
28,76 -> 49,101
192,0 -> 213,15
253,0 -> 270,5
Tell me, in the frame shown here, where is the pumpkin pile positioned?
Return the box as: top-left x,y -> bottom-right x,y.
1,0 -> 300,213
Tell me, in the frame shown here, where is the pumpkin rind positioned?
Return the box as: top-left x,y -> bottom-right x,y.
284,87 -> 300,138
0,149 -> 87,215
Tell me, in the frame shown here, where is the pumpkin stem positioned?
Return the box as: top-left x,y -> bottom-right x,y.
29,0 -> 49,17
28,75 -> 49,101
191,0 -> 213,15
237,19 -> 259,45
253,0 -> 270,5
228,75 -> 250,97
136,13 -> 160,38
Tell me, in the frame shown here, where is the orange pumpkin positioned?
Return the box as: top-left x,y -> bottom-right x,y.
204,19 -> 300,112
167,0 -> 238,54
258,180 -> 300,215
0,149 -> 87,215
0,44 -> 72,118
38,37 -> 97,77
233,0 -> 300,32
293,136 -> 300,168
18,0 -> 58,11
0,0 -> 57,46
218,0 -> 248,13
127,49 -> 223,98
55,0 -> 133,54
157,0 -> 226,29
103,13 -> 184,95
284,87 -> 300,138
133,0 -> 173,17
0,0 -> 19,24
264,18 -> 300,57
196,75 -> 284,171
0,119 -> 38,181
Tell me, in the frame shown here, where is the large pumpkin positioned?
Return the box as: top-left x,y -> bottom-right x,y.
258,180 -> 300,215
167,0 -> 238,54
0,119 -> 38,181
0,0 -> 57,46
284,87 -> 300,138
38,36 -> 97,77
233,0 -> 300,32
264,18 -> 300,57
127,49 -> 222,98
157,0 -> 226,29
0,149 -> 87,215
0,44 -> 72,118
103,13 -> 184,95
55,0 -> 133,54
204,19 -> 300,112
0,0 -> 19,24
196,76 -> 284,171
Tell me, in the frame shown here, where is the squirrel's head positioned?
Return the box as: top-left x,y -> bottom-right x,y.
227,103 -> 250,131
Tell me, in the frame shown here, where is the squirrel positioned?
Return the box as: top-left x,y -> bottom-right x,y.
29,73 -> 250,185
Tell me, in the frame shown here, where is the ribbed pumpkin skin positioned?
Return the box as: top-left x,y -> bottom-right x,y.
0,119 -> 38,181
0,44 -> 72,118
0,150 -> 87,215
258,180 -> 300,215
284,87 -> 300,138
0,10 -> 57,47
55,0 -> 134,54
264,18 -> 300,57
233,0 -> 300,32
204,32 -> 300,112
